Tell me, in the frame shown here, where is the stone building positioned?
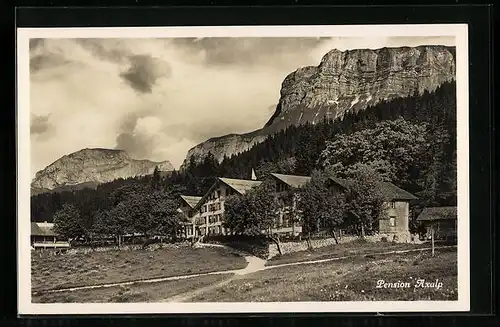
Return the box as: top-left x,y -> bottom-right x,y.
327,177 -> 418,236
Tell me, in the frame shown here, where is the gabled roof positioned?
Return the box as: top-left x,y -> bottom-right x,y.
180,195 -> 202,208
31,222 -> 57,237
219,177 -> 262,195
378,182 -> 418,201
417,207 -> 457,221
192,177 -> 262,212
328,177 -> 417,201
270,173 -> 311,188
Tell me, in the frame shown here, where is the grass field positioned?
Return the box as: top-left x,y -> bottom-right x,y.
31,246 -> 247,293
266,240 -> 434,266
191,247 -> 457,302
33,273 -> 234,303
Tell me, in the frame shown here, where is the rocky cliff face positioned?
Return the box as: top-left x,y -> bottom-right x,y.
184,132 -> 267,166
183,45 -> 456,167
31,148 -> 173,191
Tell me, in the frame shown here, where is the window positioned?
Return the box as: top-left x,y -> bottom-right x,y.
390,202 -> 396,209
389,217 -> 396,227
217,190 -> 221,198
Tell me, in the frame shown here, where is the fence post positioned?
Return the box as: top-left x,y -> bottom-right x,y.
431,225 -> 435,257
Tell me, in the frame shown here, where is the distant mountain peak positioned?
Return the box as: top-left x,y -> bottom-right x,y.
31,148 -> 173,192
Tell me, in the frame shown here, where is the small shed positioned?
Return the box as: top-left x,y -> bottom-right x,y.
31,222 -> 70,249
416,207 -> 457,240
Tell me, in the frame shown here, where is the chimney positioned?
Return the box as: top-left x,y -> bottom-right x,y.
251,168 -> 257,180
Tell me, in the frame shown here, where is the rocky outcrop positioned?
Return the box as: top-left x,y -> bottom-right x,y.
31,148 -> 173,191
183,45 -> 456,166
183,132 -> 267,166
265,46 -> 455,132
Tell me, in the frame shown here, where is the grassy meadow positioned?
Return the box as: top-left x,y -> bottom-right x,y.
31,246 -> 247,294
191,248 -> 458,302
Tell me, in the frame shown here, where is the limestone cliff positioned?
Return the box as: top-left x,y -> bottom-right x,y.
31,148 -> 173,191
182,45 -> 456,167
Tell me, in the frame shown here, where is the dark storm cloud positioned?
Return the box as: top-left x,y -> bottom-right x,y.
120,54 -> 172,93
171,37 -> 331,66
31,113 -> 52,135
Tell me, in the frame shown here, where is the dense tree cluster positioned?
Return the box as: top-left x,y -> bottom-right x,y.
52,169 -> 184,245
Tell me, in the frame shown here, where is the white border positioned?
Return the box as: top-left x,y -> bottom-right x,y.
17,24 -> 470,315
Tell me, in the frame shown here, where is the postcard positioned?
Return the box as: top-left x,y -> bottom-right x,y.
17,23 -> 469,315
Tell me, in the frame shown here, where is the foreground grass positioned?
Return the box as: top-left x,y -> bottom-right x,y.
33,273 -> 233,303
31,246 -> 246,292
267,240 -> 434,266
191,248 -> 457,302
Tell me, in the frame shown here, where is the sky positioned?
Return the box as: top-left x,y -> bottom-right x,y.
29,35 -> 455,178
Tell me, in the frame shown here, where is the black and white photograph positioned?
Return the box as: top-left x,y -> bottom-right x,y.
17,24 -> 469,314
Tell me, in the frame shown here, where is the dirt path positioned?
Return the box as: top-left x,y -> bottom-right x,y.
34,244 -> 456,299
161,249 -> 268,302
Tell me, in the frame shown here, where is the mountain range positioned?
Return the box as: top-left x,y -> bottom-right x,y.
31,45 -> 456,194
182,45 -> 456,167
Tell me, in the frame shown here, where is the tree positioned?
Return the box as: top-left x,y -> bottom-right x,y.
53,204 -> 85,241
91,205 -> 129,246
339,165 -> 387,238
149,190 -> 184,241
151,166 -> 162,190
223,182 -> 279,236
318,118 -> 429,185
296,170 -> 346,244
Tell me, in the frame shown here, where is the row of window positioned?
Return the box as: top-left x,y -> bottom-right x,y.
207,226 -> 222,235
207,187 -> 238,201
208,214 -> 222,224
200,202 -> 223,214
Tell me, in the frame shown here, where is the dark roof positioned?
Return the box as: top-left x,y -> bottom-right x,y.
328,177 -> 417,201
328,177 -> 352,190
417,207 -> 457,221
270,173 -> 311,188
378,182 -> 418,201
31,222 -> 57,237
219,177 -> 262,195
180,195 -> 202,208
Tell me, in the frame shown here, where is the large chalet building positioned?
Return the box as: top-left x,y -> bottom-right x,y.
178,172 -> 418,239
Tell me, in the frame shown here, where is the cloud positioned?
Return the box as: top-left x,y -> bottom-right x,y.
30,113 -> 52,135
172,37 -> 330,68
28,35 -> 455,178
115,114 -> 162,159
120,54 -> 172,93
